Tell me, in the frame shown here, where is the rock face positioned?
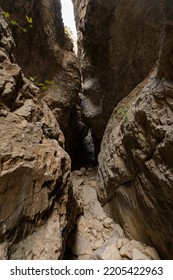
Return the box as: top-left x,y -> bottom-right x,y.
0,9 -> 77,259
98,0 -> 173,259
72,0 -> 163,152
0,0 -> 81,162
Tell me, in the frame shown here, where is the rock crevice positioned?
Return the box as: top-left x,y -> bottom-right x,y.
1,0 -> 173,260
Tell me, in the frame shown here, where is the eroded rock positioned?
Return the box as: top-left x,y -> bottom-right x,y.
0,0 -> 81,162
68,167 -> 160,260
72,0 -> 163,151
132,249 -> 150,260
90,238 -> 121,260
0,9 -> 77,259
98,1 -> 173,259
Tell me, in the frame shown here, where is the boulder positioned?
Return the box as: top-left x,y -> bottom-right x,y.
132,249 -> 150,260
90,238 -> 122,260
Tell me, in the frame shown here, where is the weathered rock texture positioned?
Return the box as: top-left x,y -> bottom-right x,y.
66,168 -> 160,260
0,9 -> 77,259
0,0 -> 81,162
98,0 -> 173,259
72,0 -> 163,152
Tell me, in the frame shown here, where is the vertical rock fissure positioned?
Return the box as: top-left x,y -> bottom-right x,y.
61,0 -> 77,53
0,0 -> 171,260
60,0 -> 98,169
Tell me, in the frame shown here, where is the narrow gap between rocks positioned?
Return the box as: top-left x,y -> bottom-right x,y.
60,1 -> 111,259
0,0 -> 164,261
61,0 -> 77,53
61,0 -> 98,170
61,1 -> 160,261
61,0 -> 132,260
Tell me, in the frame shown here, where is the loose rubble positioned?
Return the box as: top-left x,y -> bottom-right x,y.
68,168 -> 160,260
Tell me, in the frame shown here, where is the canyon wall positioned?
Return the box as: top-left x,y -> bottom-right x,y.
0,9 -> 77,259
72,0 -> 163,152
0,0 -> 81,162
98,0 -> 173,259
1,0 -> 173,260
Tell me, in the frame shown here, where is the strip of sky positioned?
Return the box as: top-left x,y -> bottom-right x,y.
61,0 -> 77,40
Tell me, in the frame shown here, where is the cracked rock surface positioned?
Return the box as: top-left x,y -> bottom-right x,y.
68,168 -> 160,260
98,1 -> 173,259
0,0 -> 81,163
0,9 -> 77,260
72,0 -> 163,149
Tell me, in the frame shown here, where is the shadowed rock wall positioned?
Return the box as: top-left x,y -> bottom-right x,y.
72,0 -> 163,153
0,9 -> 77,259
98,0 -> 173,259
0,0 -> 81,162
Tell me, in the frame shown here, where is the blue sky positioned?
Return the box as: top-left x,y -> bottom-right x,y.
61,0 -> 77,39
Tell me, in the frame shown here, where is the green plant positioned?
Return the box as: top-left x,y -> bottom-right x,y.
64,25 -> 74,44
115,105 -> 128,120
29,77 -> 57,92
3,11 -> 33,32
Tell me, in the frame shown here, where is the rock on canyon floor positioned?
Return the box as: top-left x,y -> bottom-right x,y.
65,168 -> 161,260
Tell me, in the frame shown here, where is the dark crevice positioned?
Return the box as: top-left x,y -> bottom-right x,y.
1,202 -> 55,252
72,128 -> 97,170
48,177 -> 63,200
71,98 -> 98,169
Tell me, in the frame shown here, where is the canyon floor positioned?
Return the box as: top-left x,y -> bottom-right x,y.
64,168 -> 160,260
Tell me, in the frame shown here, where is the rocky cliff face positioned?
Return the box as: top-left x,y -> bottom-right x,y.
0,0 -> 81,162
1,0 -> 173,261
98,0 -> 173,259
72,0 -> 163,152
0,9 -> 77,259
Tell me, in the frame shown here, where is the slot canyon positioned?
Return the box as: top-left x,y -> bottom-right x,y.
0,0 -> 173,260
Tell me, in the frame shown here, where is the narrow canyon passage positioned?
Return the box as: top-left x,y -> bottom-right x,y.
0,0 -> 173,260
60,1 -> 161,259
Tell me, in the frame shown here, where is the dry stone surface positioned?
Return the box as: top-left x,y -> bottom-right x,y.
0,0 -> 171,261
69,168 -> 160,260
98,1 -> 173,259
0,0 -> 81,163
72,0 -> 163,150
0,9 -> 77,259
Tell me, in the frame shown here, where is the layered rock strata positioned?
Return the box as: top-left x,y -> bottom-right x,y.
98,0 -> 173,259
0,9 -> 77,259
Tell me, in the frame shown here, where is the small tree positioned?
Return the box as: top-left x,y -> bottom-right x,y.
3,11 -> 33,32
64,25 -> 75,44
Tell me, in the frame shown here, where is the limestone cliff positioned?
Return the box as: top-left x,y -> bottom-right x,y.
98,0 -> 173,259
72,0 -> 163,153
0,9 -> 77,259
0,0 -> 81,162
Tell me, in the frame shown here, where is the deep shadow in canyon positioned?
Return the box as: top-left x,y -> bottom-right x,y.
0,0 -> 173,260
